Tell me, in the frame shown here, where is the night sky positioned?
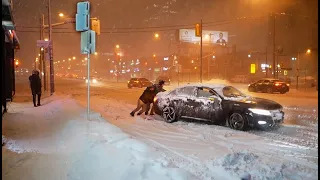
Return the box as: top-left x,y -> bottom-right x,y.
12,0 -> 318,69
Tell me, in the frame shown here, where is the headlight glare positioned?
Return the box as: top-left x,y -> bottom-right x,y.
248,108 -> 271,116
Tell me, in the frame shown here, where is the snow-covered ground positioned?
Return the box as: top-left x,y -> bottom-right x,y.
2,96 -> 197,180
4,78 -> 318,180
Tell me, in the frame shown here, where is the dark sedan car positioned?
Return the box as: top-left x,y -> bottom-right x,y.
248,78 -> 290,94
127,78 -> 153,88
153,84 -> 284,131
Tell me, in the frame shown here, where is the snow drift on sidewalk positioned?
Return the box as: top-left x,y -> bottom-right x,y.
2,96 -> 196,180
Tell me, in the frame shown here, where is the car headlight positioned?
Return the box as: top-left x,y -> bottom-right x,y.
92,79 -> 97,83
248,108 -> 271,116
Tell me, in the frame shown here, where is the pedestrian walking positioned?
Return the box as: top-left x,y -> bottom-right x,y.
29,70 -> 42,107
130,85 -> 156,117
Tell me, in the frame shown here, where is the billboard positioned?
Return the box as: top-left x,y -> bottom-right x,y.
179,29 -> 228,44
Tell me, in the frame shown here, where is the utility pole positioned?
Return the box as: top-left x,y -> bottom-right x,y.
272,13 -> 276,78
200,19 -> 203,83
40,14 -> 47,91
265,46 -> 268,77
48,0 -> 54,95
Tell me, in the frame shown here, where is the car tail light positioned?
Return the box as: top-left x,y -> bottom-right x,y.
275,83 -> 281,86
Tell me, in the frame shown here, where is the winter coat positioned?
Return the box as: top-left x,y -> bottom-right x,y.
29,74 -> 42,95
139,86 -> 157,104
153,84 -> 166,94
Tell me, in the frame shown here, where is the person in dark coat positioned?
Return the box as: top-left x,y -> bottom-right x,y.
145,80 -> 166,115
29,70 -> 42,107
130,85 -> 157,117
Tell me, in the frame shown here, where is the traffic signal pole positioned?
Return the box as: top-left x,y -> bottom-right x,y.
48,0 -> 55,95
200,19 -> 203,83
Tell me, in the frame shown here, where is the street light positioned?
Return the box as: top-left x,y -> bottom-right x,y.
94,52 -> 98,55
154,33 -> 159,39
72,56 -> 76,60
58,13 -> 64,17
248,54 -> 251,58
153,54 -> 156,58
116,44 -> 120,49
306,49 -> 311,54
212,55 -> 216,59
44,38 -> 49,41
68,58 -> 71,61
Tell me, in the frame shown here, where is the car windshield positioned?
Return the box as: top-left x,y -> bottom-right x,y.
221,86 -> 247,98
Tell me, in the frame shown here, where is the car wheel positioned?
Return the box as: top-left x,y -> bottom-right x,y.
228,112 -> 248,131
162,106 -> 178,123
280,90 -> 286,94
267,87 -> 273,94
248,86 -> 255,92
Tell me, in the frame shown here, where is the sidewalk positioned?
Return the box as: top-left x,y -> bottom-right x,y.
2,96 -> 195,180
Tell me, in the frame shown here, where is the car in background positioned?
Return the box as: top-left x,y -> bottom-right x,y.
248,78 -> 289,94
156,76 -> 171,85
85,76 -> 99,84
153,84 -> 284,131
127,78 -> 153,88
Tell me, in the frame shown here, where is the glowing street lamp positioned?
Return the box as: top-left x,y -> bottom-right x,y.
72,56 -> 76,60
116,44 -> 120,49
68,58 -> 71,61
59,13 -> 64,17
154,33 -> 159,39
44,38 -> 49,41
248,54 -> 251,58
94,52 -> 98,55
153,54 -> 156,58
306,49 -> 311,54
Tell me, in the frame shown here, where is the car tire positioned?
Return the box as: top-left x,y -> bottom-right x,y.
280,91 -> 286,94
162,106 -> 178,123
228,112 -> 248,131
248,86 -> 255,92
267,87 -> 273,94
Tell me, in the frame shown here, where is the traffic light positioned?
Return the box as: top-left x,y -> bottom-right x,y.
76,1 -> 90,31
91,19 -> 101,35
195,23 -> 201,37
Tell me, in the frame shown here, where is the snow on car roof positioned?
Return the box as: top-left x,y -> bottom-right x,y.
177,83 -> 227,89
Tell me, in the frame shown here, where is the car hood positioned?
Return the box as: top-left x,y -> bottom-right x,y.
232,96 -> 282,110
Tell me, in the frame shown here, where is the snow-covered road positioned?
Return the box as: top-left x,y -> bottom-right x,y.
4,78 -> 318,180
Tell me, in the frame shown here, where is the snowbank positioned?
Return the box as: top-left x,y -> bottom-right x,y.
2,96 -> 196,180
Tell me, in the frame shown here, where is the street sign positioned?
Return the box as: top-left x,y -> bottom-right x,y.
36,40 -> 51,48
